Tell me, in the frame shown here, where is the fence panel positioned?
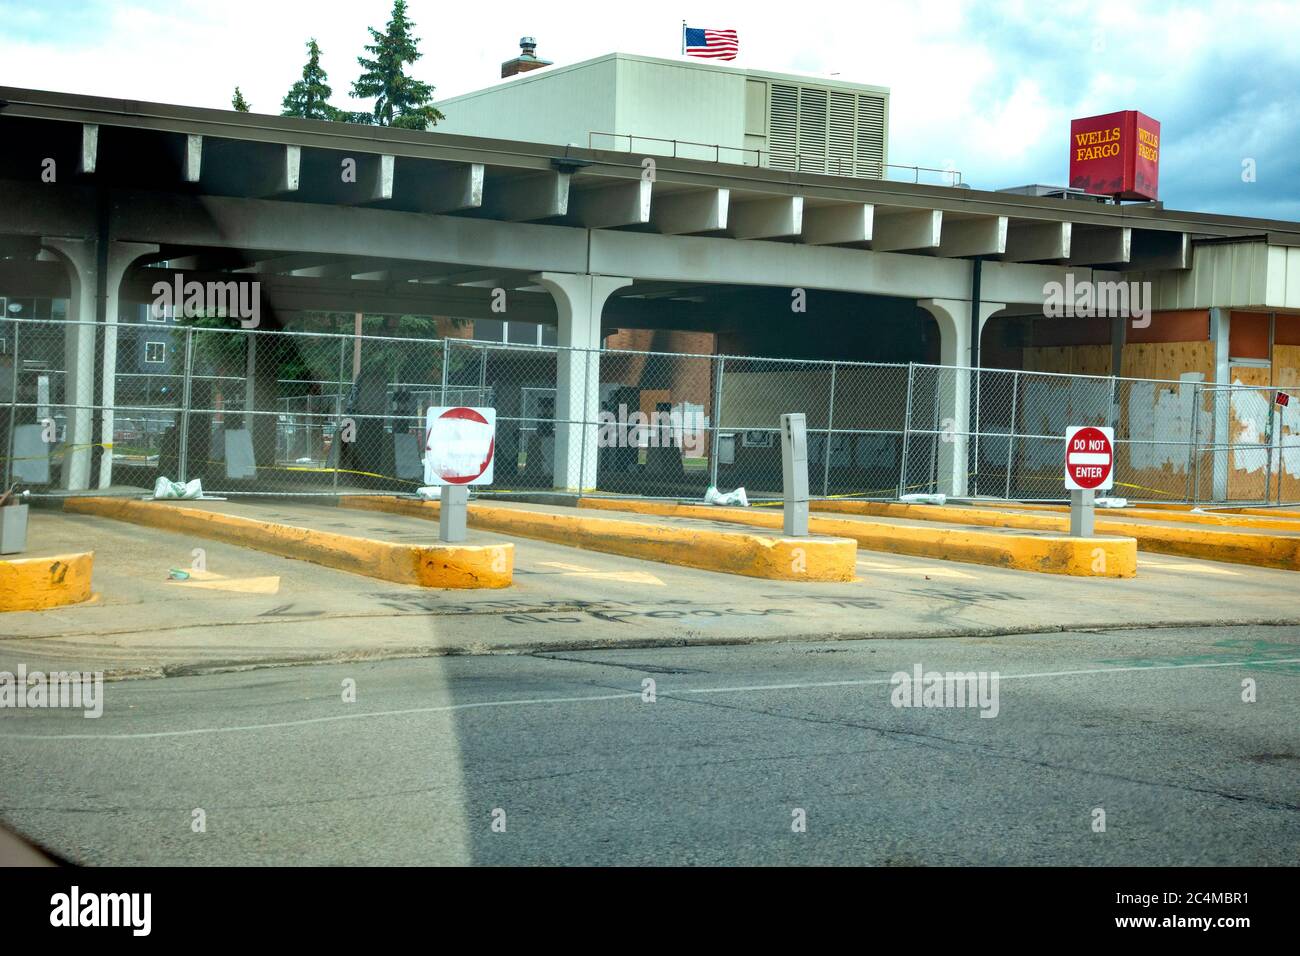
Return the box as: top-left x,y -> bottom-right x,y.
4,318 -> 75,489
1189,384 -> 1296,505
4,315 -> 1299,506
594,347 -> 715,499
447,338 -> 555,491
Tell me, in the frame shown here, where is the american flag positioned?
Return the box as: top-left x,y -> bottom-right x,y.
684,26 -> 739,60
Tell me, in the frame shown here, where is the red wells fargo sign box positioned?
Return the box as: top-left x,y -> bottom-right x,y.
1069,110 -> 1161,200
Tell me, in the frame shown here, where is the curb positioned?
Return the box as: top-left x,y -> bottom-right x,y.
1221,507 -> 1300,520
812,500 -> 1300,572
962,500 -> 1300,532
63,498 -> 513,589
339,496 -> 858,582
0,551 -> 95,612
578,498 -> 1136,577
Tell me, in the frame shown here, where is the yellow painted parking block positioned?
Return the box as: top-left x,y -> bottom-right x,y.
0,551 -> 94,612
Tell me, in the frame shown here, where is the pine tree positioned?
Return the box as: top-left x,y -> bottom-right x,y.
281,39 -> 342,121
231,87 -> 250,112
350,0 -> 444,129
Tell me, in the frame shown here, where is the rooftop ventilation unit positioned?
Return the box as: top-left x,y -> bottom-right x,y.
768,83 -> 886,178
998,184 -> 1110,204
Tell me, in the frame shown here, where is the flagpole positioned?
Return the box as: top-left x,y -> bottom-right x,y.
681,20 -> 686,56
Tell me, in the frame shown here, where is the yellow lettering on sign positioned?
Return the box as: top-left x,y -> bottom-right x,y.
1076,142 -> 1121,161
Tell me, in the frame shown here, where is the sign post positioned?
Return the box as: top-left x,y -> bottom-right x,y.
1064,425 -> 1114,537
423,406 -> 496,543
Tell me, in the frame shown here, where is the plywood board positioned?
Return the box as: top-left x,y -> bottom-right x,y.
1226,366 -> 1271,501
1271,344 -> 1300,502
1122,341 -> 1213,384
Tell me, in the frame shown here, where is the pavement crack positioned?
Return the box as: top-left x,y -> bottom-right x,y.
603,683 -> 1300,815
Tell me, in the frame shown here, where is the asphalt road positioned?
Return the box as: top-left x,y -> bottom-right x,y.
1,623 -> 1296,866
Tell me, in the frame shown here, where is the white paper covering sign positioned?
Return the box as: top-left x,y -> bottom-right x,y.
423,406 -> 496,485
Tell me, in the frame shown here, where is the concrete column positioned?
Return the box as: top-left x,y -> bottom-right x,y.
99,242 -> 159,488
534,272 -> 632,491
918,298 -> 1005,497
43,239 -> 160,489
1210,307 -> 1231,500
39,239 -> 96,490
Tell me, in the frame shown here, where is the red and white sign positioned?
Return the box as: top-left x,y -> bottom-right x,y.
423,406 -> 496,485
1069,110 -> 1160,200
1064,425 -> 1114,491
1276,391 -> 1290,408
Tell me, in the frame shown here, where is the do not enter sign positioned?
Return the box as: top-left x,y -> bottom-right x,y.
1064,425 -> 1114,491
423,406 -> 496,485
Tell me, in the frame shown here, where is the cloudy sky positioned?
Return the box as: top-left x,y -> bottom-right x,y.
3,0 -> 1296,219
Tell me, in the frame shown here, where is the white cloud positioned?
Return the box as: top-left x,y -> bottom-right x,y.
1,0 -> 1295,215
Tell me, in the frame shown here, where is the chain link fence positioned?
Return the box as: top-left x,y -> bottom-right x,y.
4,315 -> 1298,505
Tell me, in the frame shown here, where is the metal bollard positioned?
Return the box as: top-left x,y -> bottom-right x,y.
781,412 -> 809,537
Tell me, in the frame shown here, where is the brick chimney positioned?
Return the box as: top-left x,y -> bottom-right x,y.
501,36 -> 553,78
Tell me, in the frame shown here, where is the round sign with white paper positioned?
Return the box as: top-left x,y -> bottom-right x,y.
423,406 -> 496,485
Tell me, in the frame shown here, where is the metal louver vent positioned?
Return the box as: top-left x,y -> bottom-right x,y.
828,91 -> 856,177
766,83 -> 886,178
856,94 -> 886,178
797,87 -> 828,173
769,84 -> 798,171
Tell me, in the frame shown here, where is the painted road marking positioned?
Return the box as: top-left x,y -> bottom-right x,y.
7,657 -> 1297,741
856,560 -> 976,580
536,561 -> 665,586
169,570 -> 283,594
1138,561 -> 1241,576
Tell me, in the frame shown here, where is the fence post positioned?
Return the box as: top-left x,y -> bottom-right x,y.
4,321 -> 18,490
1264,398 -> 1277,506
333,336 -> 346,495
177,327 -> 194,483
1279,402 -> 1288,506
1004,369 -> 1018,500
822,362 -> 837,497
709,356 -> 726,490
1187,382 -> 1201,504
971,366 -> 982,496
897,362 -> 915,499
439,337 -> 450,406
577,343 -> 591,496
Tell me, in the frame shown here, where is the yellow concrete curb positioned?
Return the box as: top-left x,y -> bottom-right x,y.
811,500 -> 1300,572
64,498 -> 512,589
0,551 -> 94,612
578,498 -> 1134,577
967,500 -> 1300,532
1220,507 -> 1300,520
340,496 -> 857,582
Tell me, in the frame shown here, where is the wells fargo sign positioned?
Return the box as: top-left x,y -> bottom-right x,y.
1069,110 -> 1160,200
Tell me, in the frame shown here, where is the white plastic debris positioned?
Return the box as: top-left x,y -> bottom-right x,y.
704,485 -> 749,507
415,486 -> 443,500
1095,497 -> 1129,508
900,493 -> 947,506
152,477 -> 203,500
